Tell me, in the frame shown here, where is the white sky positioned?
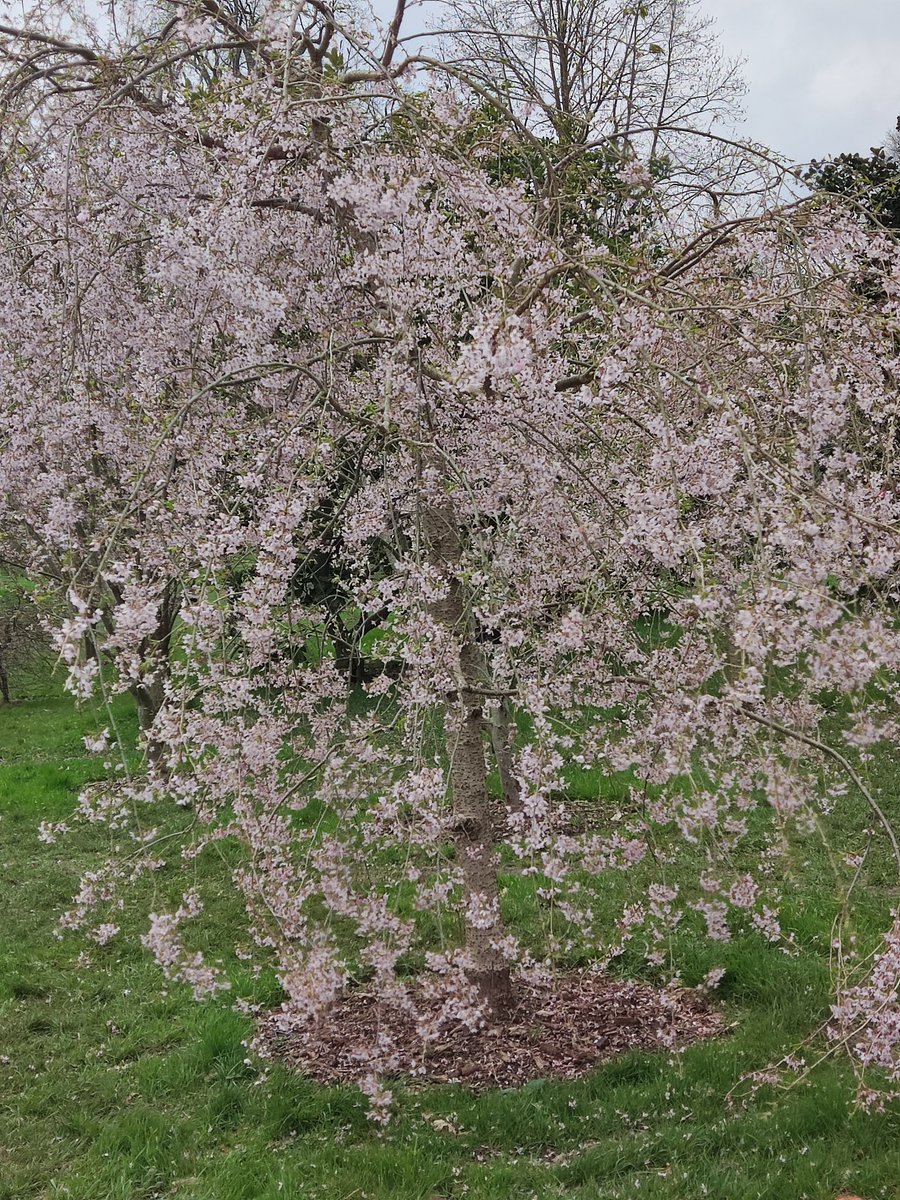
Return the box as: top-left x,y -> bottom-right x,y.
700,0 -> 900,163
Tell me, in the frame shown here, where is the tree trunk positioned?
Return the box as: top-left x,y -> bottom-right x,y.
0,659 -> 10,705
134,674 -> 168,776
132,580 -> 179,779
331,605 -> 390,686
423,499 -> 513,1015
332,625 -> 366,686
490,695 -> 522,818
332,628 -> 355,682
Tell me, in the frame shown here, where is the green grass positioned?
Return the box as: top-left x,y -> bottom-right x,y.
3,681 -> 900,1199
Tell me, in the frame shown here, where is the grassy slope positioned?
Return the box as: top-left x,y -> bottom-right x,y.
2,687 -> 900,1199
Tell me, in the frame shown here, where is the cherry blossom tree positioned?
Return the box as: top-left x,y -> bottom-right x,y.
3,0 -> 900,1110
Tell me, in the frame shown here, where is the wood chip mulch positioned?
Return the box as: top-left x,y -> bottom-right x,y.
263,971 -> 726,1091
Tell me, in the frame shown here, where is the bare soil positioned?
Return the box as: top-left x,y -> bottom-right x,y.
264,970 -> 725,1091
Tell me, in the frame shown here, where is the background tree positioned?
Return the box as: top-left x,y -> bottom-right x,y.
806,146 -> 900,233
439,0 -> 771,235
885,114 -> 900,161
0,571 -> 54,703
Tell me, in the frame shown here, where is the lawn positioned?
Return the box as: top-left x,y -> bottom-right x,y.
2,682 -> 900,1199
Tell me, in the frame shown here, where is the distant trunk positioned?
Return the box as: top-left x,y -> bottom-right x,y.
0,658 -> 10,705
423,498 -> 513,1016
332,626 -> 367,686
131,579 -> 180,779
331,605 -> 390,686
134,674 -> 168,774
489,696 -> 522,818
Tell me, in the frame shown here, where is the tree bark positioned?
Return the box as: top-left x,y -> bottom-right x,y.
490,695 -> 522,817
332,624 -> 369,686
423,499 -> 513,1015
332,627 -> 359,684
0,659 -> 10,704
131,579 -> 179,779
134,673 -> 167,774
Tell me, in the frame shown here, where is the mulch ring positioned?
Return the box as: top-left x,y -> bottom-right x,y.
263,971 -> 726,1091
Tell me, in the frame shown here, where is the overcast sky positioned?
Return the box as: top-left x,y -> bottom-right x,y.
704,0 -> 900,164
